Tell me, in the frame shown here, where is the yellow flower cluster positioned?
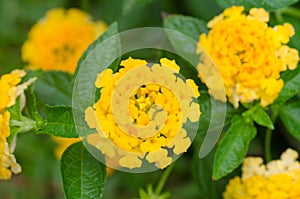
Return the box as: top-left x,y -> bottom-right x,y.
85,57 -> 200,169
0,70 -> 35,180
224,148 -> 300,199
198,6 -> 299,108
22,8 -> 107,73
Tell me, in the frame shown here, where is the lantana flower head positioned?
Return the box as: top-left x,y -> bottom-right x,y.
22,8 -> 107,73
198,6 -> 299,108
0,70 -> 36,180
85,57 -> 201,170
224,148 -> 300,198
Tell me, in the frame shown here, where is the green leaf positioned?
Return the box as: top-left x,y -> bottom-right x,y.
163,15 -> 207,55
193,144 -> 224,199
73,22 -> 120,137
272,66 -> 300,109
251,108 -> 274,129
39,106 -> 78,138
22,86 -> 45,130
7,97 -> 21,121
279,97 -> 300,141
61,142 -> 106,199
216,0 -> 299,11
122,0 -> 156,14
213,115 -> 256,179
138,184 -> 170,199
243,105 -> 274,129
26,70 -> 73,106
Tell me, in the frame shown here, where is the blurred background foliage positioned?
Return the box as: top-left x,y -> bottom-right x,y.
1,0 -> 300,198
0,0 -> 222,75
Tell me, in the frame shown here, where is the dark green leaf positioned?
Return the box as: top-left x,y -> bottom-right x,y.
193,142 -> 224,199
73,23 -> 120,137
39,106 -> 78,138
279,97 -> 300,141
23,87 -> 37,119
27,70 -> 73,106
61,142 -> 106,199
23,86 -> 45,131
164,15 -> 208,41
216,0 -> 299,11
282,16 -> 300,51
213,115 -> 256,179
272,66 -> 300,109
122,0 -> 156,14
163,15 -> 207,55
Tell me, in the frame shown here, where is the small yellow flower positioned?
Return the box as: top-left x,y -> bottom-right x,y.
198,6 -> 299,108
22,8 -> 107,73
223,148 -> 300,198
85,57 -> 201,170
0,70 -> 35,180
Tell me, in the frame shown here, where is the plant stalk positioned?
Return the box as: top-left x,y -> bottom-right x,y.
265,109 -> 278,162
154,163 -> 175,195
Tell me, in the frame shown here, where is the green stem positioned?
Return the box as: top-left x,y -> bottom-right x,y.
264,109 -> 278,162
275,10 -> 284,23
275,7 -> 300,23
279,7 -> 300,18
265,129 -> 272,162
154,163 -> 175,195
11,116 -> 36,133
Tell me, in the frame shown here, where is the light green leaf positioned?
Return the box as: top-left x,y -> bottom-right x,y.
213,115 -> 256,179
243,105 -> 274,129
279,97 -> 300,141
7,97 -> 21,121
61,142 -> 106,199
216,0 -> 299,11
138,184 -> 170,199
251,108 -> 274,129
39,106 -> 78,138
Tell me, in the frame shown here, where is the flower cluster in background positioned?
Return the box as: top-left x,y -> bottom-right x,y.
20,8 -> 107,168
224,148 -> 300,198
198,6 -> 299,108
21,8 -> 107,73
